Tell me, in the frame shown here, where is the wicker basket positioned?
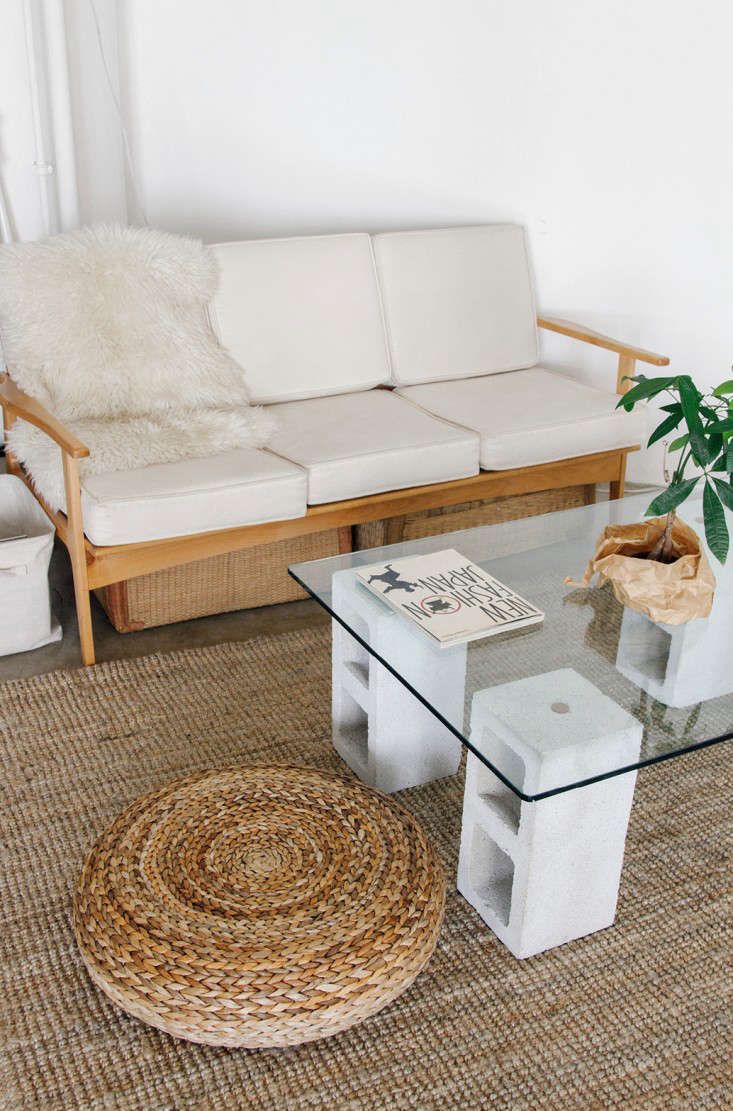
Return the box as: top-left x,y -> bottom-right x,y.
355,483 -> 594,549
74,765 -> 445,1048
95,529 -> 343,633
97,485 -> 593,633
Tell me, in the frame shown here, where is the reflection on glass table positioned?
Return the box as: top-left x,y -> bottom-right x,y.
290,491 -> 732,958
291,491 -> 733,800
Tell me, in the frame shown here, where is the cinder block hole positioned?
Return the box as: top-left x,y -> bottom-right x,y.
336,691 -> 369,767
470,826 -> 514,926
475,737 -> 525,833
344,658 -> 369,690
624,619 -> 671,683
340,610 -> 371,676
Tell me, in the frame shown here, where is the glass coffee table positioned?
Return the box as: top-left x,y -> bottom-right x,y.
290,491 -> 732,958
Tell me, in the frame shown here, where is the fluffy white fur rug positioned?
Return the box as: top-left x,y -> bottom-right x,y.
9,409 -> 276,512
0,224 -> 276,509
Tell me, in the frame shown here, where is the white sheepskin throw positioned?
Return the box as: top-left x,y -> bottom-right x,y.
9,409 -> 276,512
0,224 -> 276,509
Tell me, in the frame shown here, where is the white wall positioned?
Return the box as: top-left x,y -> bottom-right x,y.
118,0 -> 733,483
0,0 -> 126,243
63,0 -> 127,226
0,0 -> 46,242
4,1 -> 732,482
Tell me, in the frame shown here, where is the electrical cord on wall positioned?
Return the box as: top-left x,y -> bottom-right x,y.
87,0 -> 148,226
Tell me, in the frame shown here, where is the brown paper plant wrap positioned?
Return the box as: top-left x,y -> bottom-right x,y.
566,515 -> 716,625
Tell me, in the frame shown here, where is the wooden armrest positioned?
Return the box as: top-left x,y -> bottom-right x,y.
537,316 -> 670,366
0,374 -> 89,458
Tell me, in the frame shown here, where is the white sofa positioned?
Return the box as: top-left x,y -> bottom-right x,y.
34,224 -> 649,546
80,224 -> 642,545
2,223 -> 667,664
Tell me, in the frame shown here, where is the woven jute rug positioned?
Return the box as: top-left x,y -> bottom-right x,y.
1,628 -> 730,1110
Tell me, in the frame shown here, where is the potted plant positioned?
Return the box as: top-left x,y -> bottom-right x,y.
568,373 -> 733,624
619,372 -> 733,563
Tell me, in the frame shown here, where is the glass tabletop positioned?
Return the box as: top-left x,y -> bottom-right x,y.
290,492 -> 733,800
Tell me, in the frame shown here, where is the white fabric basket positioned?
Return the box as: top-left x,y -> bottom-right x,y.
0,475 -> 61,656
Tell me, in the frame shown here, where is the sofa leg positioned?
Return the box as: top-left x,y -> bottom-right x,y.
62,453 -> 96,666
609,453 -> 628,501
72,573 -> 95,667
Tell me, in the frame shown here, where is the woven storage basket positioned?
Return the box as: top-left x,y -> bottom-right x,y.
95,529 -> 343,632
355,484 -> 593,549
73,764 -> 445,1049
96,487 -> 592,632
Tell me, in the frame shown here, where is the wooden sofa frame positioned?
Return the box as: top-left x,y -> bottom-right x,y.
0,317 -> 669,666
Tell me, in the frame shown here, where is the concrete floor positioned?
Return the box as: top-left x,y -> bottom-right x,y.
0,463 -> 656,683
0,538 -> 330,682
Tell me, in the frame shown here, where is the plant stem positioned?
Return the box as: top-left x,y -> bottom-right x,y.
648,509 -> 677,562
673,446 -> 692,485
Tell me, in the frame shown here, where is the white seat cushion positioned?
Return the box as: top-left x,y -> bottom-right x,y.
208,234 -> 390,403
397,368 -> 647,471
373,225 -> 538,386
80,449 -> 307,546
265,390 -> 479,504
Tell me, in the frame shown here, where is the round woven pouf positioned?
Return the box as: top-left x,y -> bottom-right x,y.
73,765 -> 445,1048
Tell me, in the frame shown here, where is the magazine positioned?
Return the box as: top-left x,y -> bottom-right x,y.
355,548 -> 543,647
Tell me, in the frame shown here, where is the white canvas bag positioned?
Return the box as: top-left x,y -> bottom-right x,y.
0,475 -> 61,655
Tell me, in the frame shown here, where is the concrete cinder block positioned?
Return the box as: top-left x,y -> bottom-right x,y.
616,604 -> 733,709
615,539 -> 733,709
331,569 -> 465,793
457,668 -> 642,958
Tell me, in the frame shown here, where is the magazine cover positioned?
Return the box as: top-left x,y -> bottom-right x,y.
355,548 -> 544,646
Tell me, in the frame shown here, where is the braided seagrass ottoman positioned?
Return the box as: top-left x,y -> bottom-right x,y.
73,765 -> 445,1048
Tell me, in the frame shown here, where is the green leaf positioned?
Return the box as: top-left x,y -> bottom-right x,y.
646,476 -> 700,516
702,418 -> 733,435
712,475 -> 733,512
703,481 -> 729,563
678,375 -> 711,466
659,402 -> 683,415
714,444 -> 733,473
667,433 -> 690,452
712,379 -> 733,396
707,433 -> 723,462
647,411 -> 683,447
616,375 -> 676,411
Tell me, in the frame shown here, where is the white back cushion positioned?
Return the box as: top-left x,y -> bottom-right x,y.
373,225 -> 538,386
208,233 -> 390,403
